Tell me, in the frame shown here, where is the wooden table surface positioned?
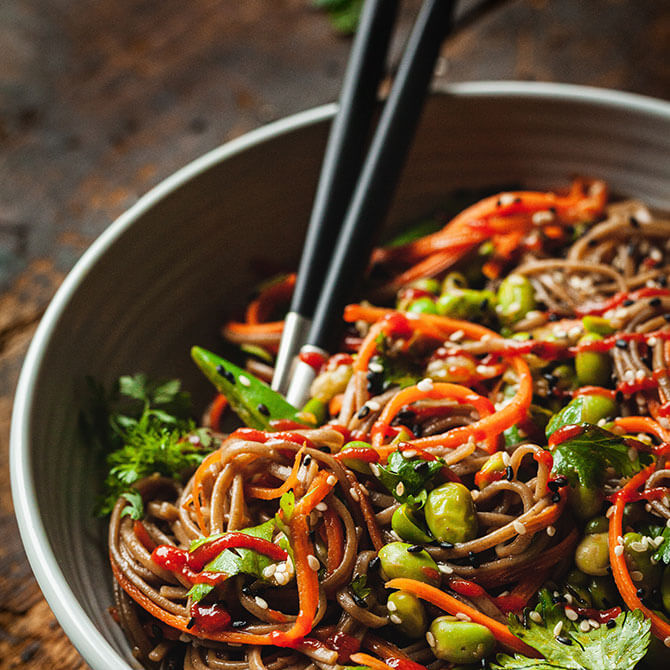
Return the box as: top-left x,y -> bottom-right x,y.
0,0 -> 668,667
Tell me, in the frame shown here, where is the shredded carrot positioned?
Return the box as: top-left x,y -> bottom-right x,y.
293,470 -> 336,516
323,506 -> 344,574
208,394 -> 229,432
370,382 -> 498,454
329,393 -> 343,417
384,578 -> 540,657
614,416 -> 670,445
247,446 -> 305,500
349,653 -> 397,670
245,273 -> 296,324
609,464 -> 670,643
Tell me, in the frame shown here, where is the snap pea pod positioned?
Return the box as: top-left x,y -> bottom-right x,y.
191,346 -> 310,430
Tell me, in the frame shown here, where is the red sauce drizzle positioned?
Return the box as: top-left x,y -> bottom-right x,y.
325,631 -> 360,663
548,424 -> 584,448
568,604 -> 621,624
449,578 -> 486,598
382,313 -> 414,340
190,601 -> 232,633
231,427 -> 314,448
299,350 -> 328,371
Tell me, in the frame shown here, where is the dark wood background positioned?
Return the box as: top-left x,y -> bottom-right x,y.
0,1 -> 668,667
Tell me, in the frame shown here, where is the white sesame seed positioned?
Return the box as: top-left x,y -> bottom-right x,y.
630,541 -> 647,552
499,193 -> 516,206
307,554 -> 320,571
512,521 -> 527,535
406,312 -> 419,320
326,475 -> 337,486
508,301 -> 521,314
631,571 -> 644,582
481,334 -> 492,342
368,362 -> 384,373
455,613 -> 471,621
614,545 -> 624,556
471,490 -> 480,501
568,326 -> 582,339
532,210 -> 554,225
262,564 -> 277,578
650,248 -> 663,262
498,590 -> 510,597
389,614 -> 402,625
395,482 -> 405,497
624,370 -> 635,383
588,619 -> 600,629
449,330 -> 465,342
367,401 -> 381,412
387,600 -> 398,612
426,631 -> 436,647
553,620 -> 564,636
239,375 -> 251,387
438,563 -> 454,574
370,464 -> 381,477
501,451 -> 511,466
654,535 -> 665,548
565,608 -> 578,621
617,536 -> 624,545
579,620 -> 591,632
546,525 -> 556,537
635,370 -> 646,382
403,449 -> 417,458
628,447 -> 638,462
553,329 -> 567,339
564,593 -> 573,605
349,487 -> 360,502
648,337 -> 658,347
254,596 -> 268,609
664,636 -> 670,648
275,572 -> 289,585
315,502 -> 328,512
663,496 -> 670,508
417,378 -> 434,393
646,503 -> 653,512
529,611 -> 543,623
597,418 -> 608,427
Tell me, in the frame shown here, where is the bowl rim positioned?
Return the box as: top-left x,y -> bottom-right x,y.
10,80 -> 670,669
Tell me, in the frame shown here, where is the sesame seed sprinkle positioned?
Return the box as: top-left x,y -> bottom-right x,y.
326,475 -> 338,486
254,596 -> 268,610
512,520 -> 527,535
426,631 -> 435,647
614,545 -> 624,556
389,614 -> 402,625
546,525 -> 556,536
417,378 -> 434,393
579,620 -> 591,632
387,600 -> 398,612
239,375 -> 251,387
565,608 -> 578,621
307,555 -> 320,571
529,611 -> 543,624
455,612 -> 471,621
553,621 -> 564,636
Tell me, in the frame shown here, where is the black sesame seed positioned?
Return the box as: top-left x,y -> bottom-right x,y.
552,493 -> 561,503
658,275 -> 668,287
664,314 -> 670,322
543,373 -> 559,386
396,409 -> 416,422
547,480 -> 560,492
257,403 -> 270,416
629,216 -> 640,228
615,339 -> 628,349
615,390 -> 624,403
637,587 -> 646,598
505,465 -> 514,481
439,541 -> 454,549
496,198 -> 502,207
623,299 -> 634,306
587,239 -> 598,247
554,475 -> 568,488
217,365 -> 236,384
369,556 -> 381,570
303,455 -> 312,466
232,620 -> 247,628
467,551 -> 479,567
556,635 -> 573,646
186,618 -> 196,629
565,225 -> 575,236
480,297 -> 489,310
650,297 -> 662,308
606,619 -> 616,629
548,313 -> 560,322
351,593 -> 368,608
551,593 -> 565,604
549,206 -> 556,213
514,197 -> 522,204
241,585 -> 253,596
357,405 -> 371,419
407,544 -> 424,553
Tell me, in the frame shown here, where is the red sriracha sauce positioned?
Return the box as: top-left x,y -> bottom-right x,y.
231,427 -> 314,448
325,631 -> 360,663
548,424 -> 584,448
449,578 -> 486,598
190,601 -> 232,633
299,349 -> 327,371
382,312 -> 414,340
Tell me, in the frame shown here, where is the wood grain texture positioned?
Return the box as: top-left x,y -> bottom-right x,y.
0,0 -> 668,667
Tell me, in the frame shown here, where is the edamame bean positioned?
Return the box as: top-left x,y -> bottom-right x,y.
387,590 -> 427,638
496,274 -> 535,324
428,616 -> 495,664
584,516 -> 609,535
582,315 -> 616,336
424,483 -> 478,544
570,484 -> 603,520
410,278 -> 441,295
378,542 -> 440,586
408,297 -> 438,315
436,289 -> 496,320
575,332 -> 612,387
623,532 -> 662,593
574,532 -> 610,576
546,392 -> 617,436
442,272 -> 468,291
391,504 -> 433,544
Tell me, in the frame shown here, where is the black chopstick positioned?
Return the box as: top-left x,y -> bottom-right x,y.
272,0 -> 400,393
283,0 -> 456,405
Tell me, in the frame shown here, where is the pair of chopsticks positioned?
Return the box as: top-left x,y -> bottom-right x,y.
272,0 -> 456,406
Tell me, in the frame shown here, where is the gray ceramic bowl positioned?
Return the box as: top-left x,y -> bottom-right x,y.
10,82 -> 670,669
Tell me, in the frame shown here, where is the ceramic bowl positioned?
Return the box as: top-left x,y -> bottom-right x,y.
11,82 -> 670,669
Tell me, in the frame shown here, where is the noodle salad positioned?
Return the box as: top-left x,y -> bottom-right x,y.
94,179 -> 670,669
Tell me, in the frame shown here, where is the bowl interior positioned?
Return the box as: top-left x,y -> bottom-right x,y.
12,83 -> 670,669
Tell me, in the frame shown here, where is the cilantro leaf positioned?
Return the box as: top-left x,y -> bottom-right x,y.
350,574 -> 372,601
88,374 -> 212,516
188,519 -> 278,603
551,424 -> 643,491
119,490 -> 144,520
376,450 -> 444,503
492,590 -> 650,670
652,526 -> 670,565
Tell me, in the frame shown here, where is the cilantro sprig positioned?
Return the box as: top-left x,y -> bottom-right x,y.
551,424 -> 644,492
493,590 -> 651,670
83,374 -> 212,516
376,450 -> 444,506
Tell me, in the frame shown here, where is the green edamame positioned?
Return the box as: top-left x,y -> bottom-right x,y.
436,289 -> 496,320
391,504 -> 433,544
424,483 -> 478,544
378,542 -> 440,586
409,278 -> 441,295
387,590 -> 427,638
622,532 -> 662,593
428,616 -> 495,664
582,315 -> 616,336
496,274 -> 535,324
546,392 -> 617,436
584,516 -> 609,535
442,272 -> 468,291
574,532 -> 610,576
407,297 -> 438,315
575,332 -> 612,387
